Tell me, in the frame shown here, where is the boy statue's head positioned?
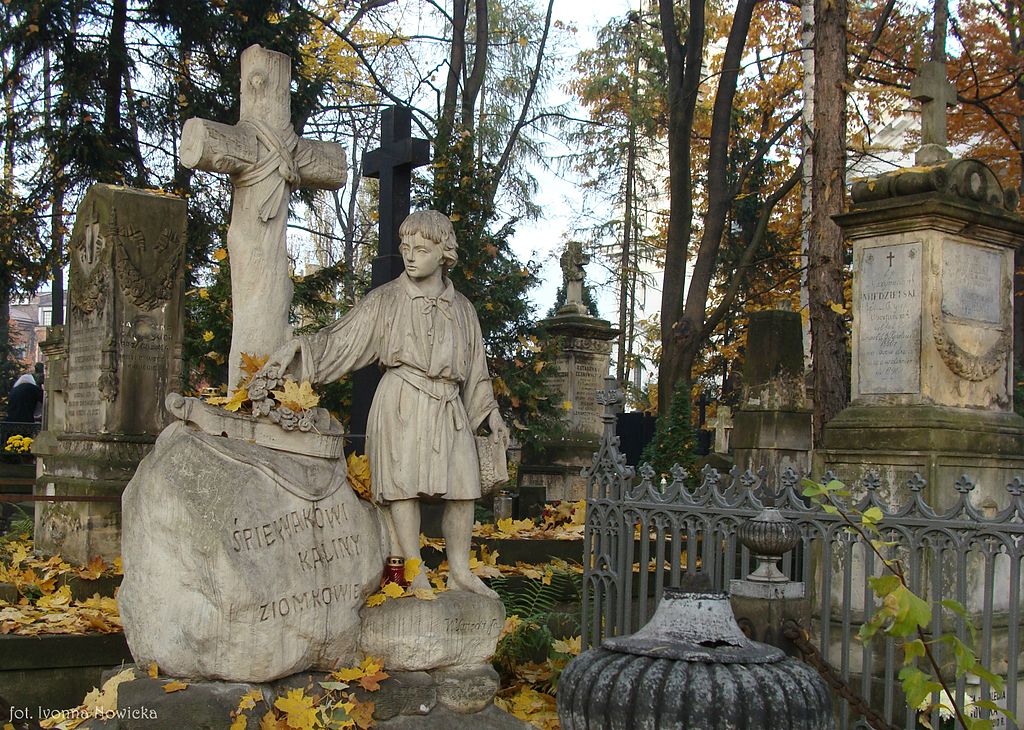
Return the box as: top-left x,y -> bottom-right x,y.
399,210 -> 458,272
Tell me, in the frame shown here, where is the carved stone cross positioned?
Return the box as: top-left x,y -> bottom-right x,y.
709,405 -> 733,454
180,44 -> 347,388
910,60 -> 957,166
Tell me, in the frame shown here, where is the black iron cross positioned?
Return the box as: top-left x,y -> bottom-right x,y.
886,251 -> 895,267
362,106 -> 431,288
349,106 -> 430,454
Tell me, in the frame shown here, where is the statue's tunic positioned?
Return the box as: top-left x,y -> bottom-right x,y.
298,274 -> 497,502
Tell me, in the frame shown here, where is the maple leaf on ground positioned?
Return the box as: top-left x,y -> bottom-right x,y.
365,592 -> 387,607
259,710 -> 287,730
274,688 -> 318,730
334,665 -> 365,683
230,716 -> 248,730
358,668 -> 389,692
77,555 -> 106,580
238,689 -> 263,711
272,380 -> 320,412
381,582 -> 405,599
348,698 -> 376,729
163,680 -> 188,693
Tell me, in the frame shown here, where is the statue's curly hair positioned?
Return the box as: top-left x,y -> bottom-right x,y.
399,210 -> 458,270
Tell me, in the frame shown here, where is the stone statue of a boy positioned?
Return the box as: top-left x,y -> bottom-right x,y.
265,210 -> 508,597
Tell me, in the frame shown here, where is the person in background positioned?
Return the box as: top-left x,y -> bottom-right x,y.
3,373 -> 42,437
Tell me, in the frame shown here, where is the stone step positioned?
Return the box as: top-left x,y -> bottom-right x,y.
0,633 -> 133,713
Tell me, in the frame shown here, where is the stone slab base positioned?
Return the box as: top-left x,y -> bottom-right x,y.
818,404 -> 1024,509
67,666 -> 528,729
0,634 -> 133,714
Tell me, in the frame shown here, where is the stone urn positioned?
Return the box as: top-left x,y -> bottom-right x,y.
557,589 -> 834,729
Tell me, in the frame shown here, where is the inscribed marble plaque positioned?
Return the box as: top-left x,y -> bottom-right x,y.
858,242 -> 921,395
941,240 -> 1002,324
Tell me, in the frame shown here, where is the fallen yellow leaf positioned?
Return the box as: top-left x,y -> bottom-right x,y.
163,679 -> 188,693
147,661 -> 158,678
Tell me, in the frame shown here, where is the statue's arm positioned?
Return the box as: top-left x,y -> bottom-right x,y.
294,290 -> 384,383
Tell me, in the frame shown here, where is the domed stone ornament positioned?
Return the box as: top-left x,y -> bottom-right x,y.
557,590 -> 834,729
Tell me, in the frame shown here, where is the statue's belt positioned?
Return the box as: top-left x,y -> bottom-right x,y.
387,366 -> 465,452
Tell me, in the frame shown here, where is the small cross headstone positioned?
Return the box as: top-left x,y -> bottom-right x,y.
910,60 -> 957,166
709,405 -> 733,454
180,44 -> 347,388
348,106 -> 430,451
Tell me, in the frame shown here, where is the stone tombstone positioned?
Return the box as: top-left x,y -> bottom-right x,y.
821,160 -> 1024,504
731,309 -> 812,484
516,247 -> 618,502
33,184 -> 186,563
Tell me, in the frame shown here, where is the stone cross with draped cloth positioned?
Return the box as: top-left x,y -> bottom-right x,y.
180,44 -> 347,388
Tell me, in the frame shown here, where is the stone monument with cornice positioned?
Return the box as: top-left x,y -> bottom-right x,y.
816,19 -> 1024,509
517,242 -> 619,502
33,184 -> 187,564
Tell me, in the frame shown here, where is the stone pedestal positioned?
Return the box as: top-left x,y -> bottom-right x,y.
732,309 -> 812,485
119,417 -> 385,682
517,314 -> 617,501
34,185 -> 187,563
818,161 -> 1024,507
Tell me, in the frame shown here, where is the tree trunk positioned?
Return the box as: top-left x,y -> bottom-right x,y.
808,0 -> 850,438
657,0 -> 704,416
104,0 -> 129,180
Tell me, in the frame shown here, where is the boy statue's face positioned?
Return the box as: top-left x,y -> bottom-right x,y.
400,232 -> 444,281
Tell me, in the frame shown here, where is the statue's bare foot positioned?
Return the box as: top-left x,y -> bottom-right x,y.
409,571 -> 432,592
447,570 -> 498,599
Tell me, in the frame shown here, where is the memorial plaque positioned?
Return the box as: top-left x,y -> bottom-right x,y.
942,240 -> 1002,324
858,242 -> 922,395
545,340 -> 612,437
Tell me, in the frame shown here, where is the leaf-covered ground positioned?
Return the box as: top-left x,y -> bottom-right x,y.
1,498 -> 589,728
0,539 -> 122,636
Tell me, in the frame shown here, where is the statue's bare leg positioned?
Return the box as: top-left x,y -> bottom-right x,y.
444,499 -> 498,598
388,499 -> 432,591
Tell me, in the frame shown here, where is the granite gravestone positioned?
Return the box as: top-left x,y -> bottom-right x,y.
33,184 -> 186,564
731,308 -> 812,484
517,243 -> 618,501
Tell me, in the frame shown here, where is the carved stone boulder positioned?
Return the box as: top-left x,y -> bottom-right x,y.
118,419 -> 387,682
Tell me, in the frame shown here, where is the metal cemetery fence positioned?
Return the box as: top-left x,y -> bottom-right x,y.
582,389 -> 1024,729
